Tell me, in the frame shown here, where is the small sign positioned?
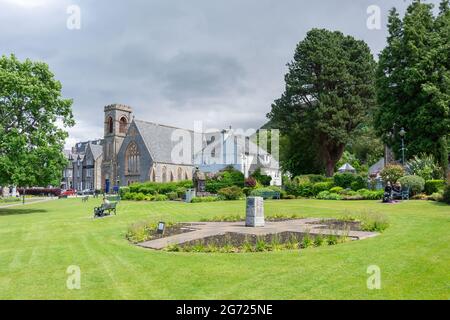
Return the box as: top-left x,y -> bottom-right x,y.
157,222 -> 165,235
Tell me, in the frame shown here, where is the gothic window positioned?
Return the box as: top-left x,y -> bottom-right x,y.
170,172 -> 174,182
119,117 -> 128,134
150,167 -> 156,182
125,142 -> 140,175
162,166 -> 167,183
177,167 -> 183,181
108,117 -> 114,134
185,171 -> 189,180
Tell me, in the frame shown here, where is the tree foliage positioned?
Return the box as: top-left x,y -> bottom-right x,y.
375,1 -> 450,176
268,28 -> 376,176
0,55 -> 74,187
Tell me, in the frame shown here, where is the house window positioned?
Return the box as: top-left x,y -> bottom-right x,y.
119,117 -> 128,134
125,142 -> 140,174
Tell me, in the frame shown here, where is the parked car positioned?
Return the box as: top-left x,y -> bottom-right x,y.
78,189 -> 94,196
61,189 -> 76,197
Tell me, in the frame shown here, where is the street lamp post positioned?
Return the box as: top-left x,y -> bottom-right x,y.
399,128 -> 406,165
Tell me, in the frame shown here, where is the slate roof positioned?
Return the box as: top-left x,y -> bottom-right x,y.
134,120 -> 198,165
88,143 -> 103,160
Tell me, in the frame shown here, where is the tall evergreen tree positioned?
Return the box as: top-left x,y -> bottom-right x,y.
268,29 -> 376,176
375,0 -> 450,176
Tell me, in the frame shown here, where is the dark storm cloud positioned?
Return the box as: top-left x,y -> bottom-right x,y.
0,0 -> 443,146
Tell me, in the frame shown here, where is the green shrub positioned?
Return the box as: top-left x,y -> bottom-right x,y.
251,168 -> 272,186
293,174 -> 326,184
406,153 -> 443,181
250,188 -> 280,199
398,175 -> 425,195
175,187 -> 187,198
152,194 -> 168,202
329,186 -> 344,194
443,185 -> 450,204
380,165 -> 405,184
191,196 -> 219,203
167,192 -> 179,201
333,173 -> 356,189
351,176 -> 367,191
424,180 -> 445,195
312,182 -> 334,195
357,189 -> 384,200
428,192 -> 443,202
133,193 -> 146,201
218,186 -> 244,200
316,191 -> 342,200
119,187 -> 130,197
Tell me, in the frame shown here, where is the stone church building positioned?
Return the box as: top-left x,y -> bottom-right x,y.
64,103 -> 281,193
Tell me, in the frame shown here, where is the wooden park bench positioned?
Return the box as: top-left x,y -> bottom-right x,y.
82,196 -> 89,202
93,202 -> 118,218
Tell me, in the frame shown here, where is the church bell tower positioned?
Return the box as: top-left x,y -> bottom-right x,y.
101,104 -> 133,193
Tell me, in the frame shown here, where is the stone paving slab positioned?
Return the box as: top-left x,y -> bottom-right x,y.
138,219 -> 379,250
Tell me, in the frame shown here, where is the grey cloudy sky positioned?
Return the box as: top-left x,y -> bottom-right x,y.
0,0 -> 442,148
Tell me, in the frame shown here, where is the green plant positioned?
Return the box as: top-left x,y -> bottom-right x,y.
218,186 -> 244,200
165,244 -> 181,252
255,237 -> 268,252
428,192 -> 443,202
312,182 -> 334,195
380,165 -> 405,185
251,168 -> 272,186
333,173 -> 356,189
152,194 -> 168,202
301,232 -> 313,248
359,210 -> 389,232
167,192 -> 179,201
242,237 -> 254,253
317,191 -> 342,200
398,175 -> 425,196
424,180 -> 445,195
330,187 -> 344,194
191,196 -> 219,203
314,234 -> 325,247
406,154 -> 443,181
326,234 -> 338,246
270,234 -> 283,251
350,175 -> 367,191
443,185 -> 450,205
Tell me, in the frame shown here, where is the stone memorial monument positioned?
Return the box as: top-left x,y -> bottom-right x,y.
192,167 -> 207,196
246,197 -> 265,227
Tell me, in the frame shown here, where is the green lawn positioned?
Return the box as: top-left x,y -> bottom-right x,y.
0,198 -> 448,300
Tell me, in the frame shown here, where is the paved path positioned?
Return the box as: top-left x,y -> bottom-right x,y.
0,197 -> 57,209
139,219 -> 379,250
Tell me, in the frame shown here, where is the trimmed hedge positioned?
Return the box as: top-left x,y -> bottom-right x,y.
121,181 -> 193,197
